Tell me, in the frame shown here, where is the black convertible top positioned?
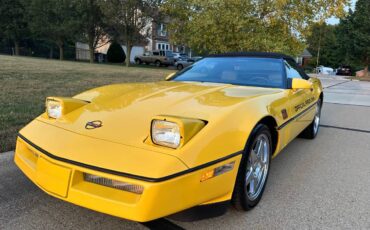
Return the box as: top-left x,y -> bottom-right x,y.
207,52 -> 296,62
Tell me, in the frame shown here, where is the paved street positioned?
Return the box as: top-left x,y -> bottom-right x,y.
1,76 -> 370,229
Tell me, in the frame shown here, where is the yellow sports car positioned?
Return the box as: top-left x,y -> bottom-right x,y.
15,52 -> 323,222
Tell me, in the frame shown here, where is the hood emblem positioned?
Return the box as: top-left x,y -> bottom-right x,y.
85,120 -> 103,130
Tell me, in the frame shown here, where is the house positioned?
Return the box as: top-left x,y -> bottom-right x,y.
297,49 -> 312,67
75,36 -> 145,63
146,20 -> 190,55
76,21 -> 189,62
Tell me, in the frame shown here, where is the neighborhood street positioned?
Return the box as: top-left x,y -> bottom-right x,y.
1,76 -> 370,230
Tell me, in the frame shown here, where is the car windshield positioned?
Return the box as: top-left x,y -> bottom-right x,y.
172,57 -> 285,88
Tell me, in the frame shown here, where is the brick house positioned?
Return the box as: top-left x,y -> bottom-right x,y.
146,20 -> 189,55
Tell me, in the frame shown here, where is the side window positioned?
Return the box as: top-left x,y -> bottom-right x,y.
285,61 -> 303,79
153,51 -> 159,56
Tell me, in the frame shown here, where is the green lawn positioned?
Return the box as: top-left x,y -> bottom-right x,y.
0,55 -> 173,152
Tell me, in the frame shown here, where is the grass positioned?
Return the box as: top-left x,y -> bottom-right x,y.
0,55 -> 173,152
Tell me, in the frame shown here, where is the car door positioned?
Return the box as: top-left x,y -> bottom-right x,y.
142,52 -> 150,62
151,51 -> 159,63
285,60 -> 316,142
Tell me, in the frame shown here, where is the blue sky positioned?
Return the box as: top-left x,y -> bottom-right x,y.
326,0 -> 357,24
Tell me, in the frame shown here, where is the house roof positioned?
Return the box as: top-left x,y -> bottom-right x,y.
300,49 -> 312,58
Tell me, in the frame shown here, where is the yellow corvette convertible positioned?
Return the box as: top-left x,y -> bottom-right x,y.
15,52 -> 323,222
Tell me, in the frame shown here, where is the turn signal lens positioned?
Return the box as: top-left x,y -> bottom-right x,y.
151,120 -> 181,148
46,99 -> 62,119
83,173 -> 144,194
200,161 -> 235,182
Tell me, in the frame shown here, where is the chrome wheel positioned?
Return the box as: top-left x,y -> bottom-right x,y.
313,101 -> 321,134
246,134 -> 270,201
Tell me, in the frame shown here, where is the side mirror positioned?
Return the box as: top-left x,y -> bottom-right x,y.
165,72 -> 176,81
291,78 -> 312,89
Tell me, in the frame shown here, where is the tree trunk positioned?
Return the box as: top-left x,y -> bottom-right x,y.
49,46 -> 54,59
88,35 -> 95,63
126,41 -> 131,67
59,44 -> 64,60
365,56 -> 369,78
14,41 -> 20,56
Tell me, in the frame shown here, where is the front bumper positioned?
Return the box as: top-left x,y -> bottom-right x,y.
14,136 -> 241,222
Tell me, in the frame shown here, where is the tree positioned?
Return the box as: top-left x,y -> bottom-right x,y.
163,0 -> 349,56
306,23 -> 339,67
101,0 -> 159,66
0,0 -> 29,55
351,0 -> 370,76
107,42 -> 126,63
77,0 -> 107,63
28,0 -> 80,60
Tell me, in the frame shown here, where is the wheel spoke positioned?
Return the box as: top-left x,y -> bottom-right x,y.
249,176 -> 256,194
256,139 -> 263,156
261,141 -> 267,162
250,149 -> 258,164
245,169 -> 253,185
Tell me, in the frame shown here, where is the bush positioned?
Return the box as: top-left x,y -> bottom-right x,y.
107,42 -> 126,63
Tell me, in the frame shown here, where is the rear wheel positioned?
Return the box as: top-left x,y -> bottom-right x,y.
177,64 -> 184,70
299,99 -> 322,139
135,58 -> 142,64
155,60 -> 161,67
232,124 -> 272,210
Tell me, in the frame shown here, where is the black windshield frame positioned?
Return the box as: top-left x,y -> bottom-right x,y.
171,57 -> 289,89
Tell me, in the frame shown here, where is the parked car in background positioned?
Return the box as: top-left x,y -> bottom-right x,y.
190,56 -> 203,62
173,53 -> 188,62
135,50 -> 175,67
336,65 -> 352,76
175,58 -> 195,70
316,65 -> 334,75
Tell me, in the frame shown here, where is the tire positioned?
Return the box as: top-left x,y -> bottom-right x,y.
155,60 -> 161,67
299,99 -> 322,139
135,58 -> 142,64
232,124 -> 272,211
177,64 -> 184,70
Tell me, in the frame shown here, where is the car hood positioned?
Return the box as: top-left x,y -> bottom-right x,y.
38,81 -> 282,149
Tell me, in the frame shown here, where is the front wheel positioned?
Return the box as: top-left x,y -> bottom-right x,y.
177,64 -> 184,70
232,124 -> 272,210
299,99 -> 322,139
155,60 -> 161,67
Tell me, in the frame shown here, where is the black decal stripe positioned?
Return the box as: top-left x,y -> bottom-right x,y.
277,101 -> 318,130
17,133 -> 242,183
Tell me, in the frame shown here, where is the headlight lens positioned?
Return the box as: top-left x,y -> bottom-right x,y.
46,99 -> 62,119
151,120 -> 181,148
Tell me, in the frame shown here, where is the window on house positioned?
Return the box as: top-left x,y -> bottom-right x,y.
157,23 -> 167,37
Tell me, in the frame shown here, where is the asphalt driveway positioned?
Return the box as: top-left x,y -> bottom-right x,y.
1,76 -> 370,229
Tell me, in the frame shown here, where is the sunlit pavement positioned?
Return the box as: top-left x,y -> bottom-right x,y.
1,76 -> 370,230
